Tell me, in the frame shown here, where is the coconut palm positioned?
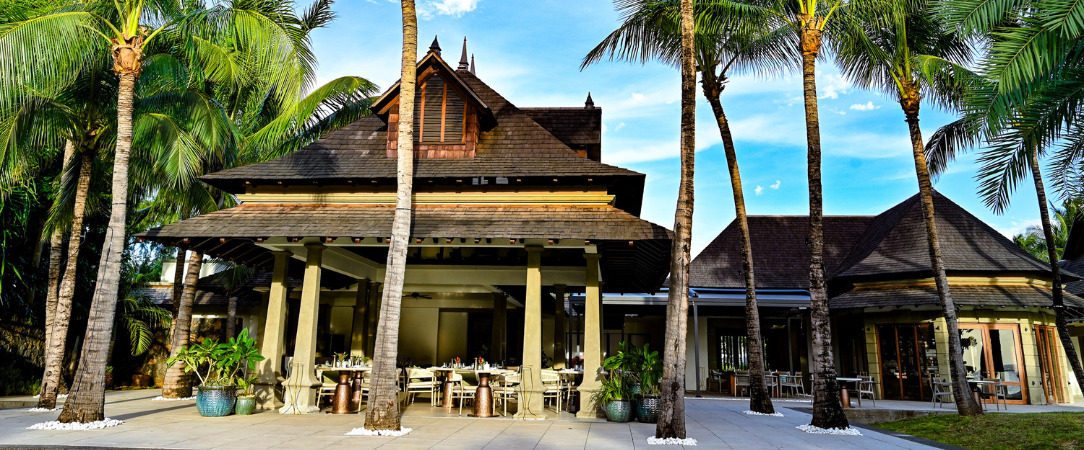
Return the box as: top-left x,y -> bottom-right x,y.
583,0 -> 793,416
1012,201 -> 1079,262
926,0 -> 1084,402
365,0 -> 417,432
832,0 -> 982,415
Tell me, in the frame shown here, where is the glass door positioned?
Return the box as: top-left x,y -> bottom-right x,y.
877,324 -> 936,400
1036,326 -> 1067,404
959,324 -> 1028,404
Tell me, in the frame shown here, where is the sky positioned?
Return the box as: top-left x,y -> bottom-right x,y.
308,0 -> 1047,257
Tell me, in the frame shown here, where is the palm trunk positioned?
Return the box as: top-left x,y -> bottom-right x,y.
903,103 -> 983,415
1027,150 -> 1084,394
40,140 -> 75,391
57,71 -> 137,424
38,150 -> 94,410
800,23 -> 849,430
656,0 -> 695,439
365,0 -> 416,431
163,251 -> 203,398
703,76 -> 774,414
170,247 -> 185,331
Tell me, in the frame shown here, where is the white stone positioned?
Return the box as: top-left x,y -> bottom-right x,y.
646,436 -> 698,446
151,396 -> 195,401
28,419 -> 123,430
743,410 -> 784,417
26,408 -> 58,412
345,427 -> 412,437
796,424 -> 863,435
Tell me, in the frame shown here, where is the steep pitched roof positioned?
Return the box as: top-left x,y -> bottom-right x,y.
202,66 -> 639,192
830,283 -> 1084,309
520,107 -> 602,161
832,191 -> 1052,279
689,216 -> 876,289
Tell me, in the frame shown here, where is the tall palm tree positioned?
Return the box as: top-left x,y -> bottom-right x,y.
1012,201 -> 1078,262
832,0 -> 982,415
928,0 -> 1084,400
365,0 -> 416,432
583,0 -> 793,416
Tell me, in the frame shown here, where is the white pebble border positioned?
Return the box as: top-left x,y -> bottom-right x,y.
743,410 -> 784,417
27,419 -> 123,430
31,394 -> 68,399
152,395 -> 196,401
646,437 -> 698,446
26,408 -> 58,412
690,397 -> 811,403
345,427 -> 413,437
796,424 -> 863,436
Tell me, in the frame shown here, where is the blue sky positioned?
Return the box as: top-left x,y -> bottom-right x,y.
309,0 -> 1046,256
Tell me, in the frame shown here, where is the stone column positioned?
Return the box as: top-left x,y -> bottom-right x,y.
553,284 -> 567,369
516,246 -> 546,419
280,243 -> 323,414
577,253 -> 603,418
350,279 -> 370,357
256,250 -> 291,410
491,293 -> 507,363
366,281 -> 381,357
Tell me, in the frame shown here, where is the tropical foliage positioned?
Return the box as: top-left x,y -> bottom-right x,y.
166,328 -> 264,386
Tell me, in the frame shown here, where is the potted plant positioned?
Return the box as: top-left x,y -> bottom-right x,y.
167,328 -> 264,417
634,344 -> 662,423
235,372 -> 258,415
600,343 -> 636,422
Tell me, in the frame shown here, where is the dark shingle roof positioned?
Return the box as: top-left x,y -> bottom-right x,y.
830,283 -> 1084,309
140,204 -> 671,241
689,216 -> 876,289
520,107 -> 602,161
832,191 -> 1051,279
202,70 -> 638,192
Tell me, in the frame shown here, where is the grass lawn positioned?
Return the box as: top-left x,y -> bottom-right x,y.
878,412 -> 1084,449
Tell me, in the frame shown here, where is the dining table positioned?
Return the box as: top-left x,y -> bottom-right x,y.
468,368 -> 515,417
428,367 -> 458,409
967,379 -> 996,408
315,365 -> 372,414
836,377 -> 862,408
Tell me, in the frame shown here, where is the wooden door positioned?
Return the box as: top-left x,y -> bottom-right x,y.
959,324 -> 1028,404
1036,326 -> 1067,404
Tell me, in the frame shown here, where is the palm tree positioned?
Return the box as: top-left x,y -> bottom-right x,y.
831,0 -> 982,415
365,0 -> 417,432
927,0 -> 1084,401
583,0 -> 792,416
1012,201 -> 1078,262
655,0 -> 695,438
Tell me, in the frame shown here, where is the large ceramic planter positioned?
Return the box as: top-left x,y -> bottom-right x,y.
235,396 -> 256,415
636,396 -> 659,423
196,385 -> 237,417
604,400 -> 632,422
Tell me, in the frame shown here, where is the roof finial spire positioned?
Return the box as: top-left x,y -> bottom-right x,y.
470,54 -> 476,74
585,92 -> 595,109
429,35 -> 441,55
458,37 -> 469,70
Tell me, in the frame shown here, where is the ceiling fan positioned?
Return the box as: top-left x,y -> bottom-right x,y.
407,292 -> 432,299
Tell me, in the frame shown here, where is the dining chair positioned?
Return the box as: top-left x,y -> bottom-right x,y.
541,369 -> 565,412
315,367 -> 337,409
980,378 -> 1008,411
494,372 -> 520,416
734,373 -> 751,397
449,371 -> 477,416
857,375 -> 876,406
779,372 -> 801,397
405,367 -> 439,406
930,377 -> 954,408
708,370 -> 723,394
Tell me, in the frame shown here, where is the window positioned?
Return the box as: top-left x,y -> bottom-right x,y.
413,74 -> 465,143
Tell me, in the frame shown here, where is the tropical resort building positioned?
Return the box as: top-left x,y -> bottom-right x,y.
682,191 -> 1084,405
138,38 -> 672,418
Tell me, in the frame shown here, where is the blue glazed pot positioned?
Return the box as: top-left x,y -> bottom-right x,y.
196,385 -> 237,417
604,400 -> 632,422
636,396 -> 659,423
235,396 -> 256,415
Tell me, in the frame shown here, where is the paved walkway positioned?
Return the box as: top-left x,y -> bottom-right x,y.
0,390 -> 935,449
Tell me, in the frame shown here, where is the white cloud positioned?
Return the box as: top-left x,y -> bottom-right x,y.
614,122 -> 626,132
817,72 -> 851,99
770,180 -> 781,189
849,101 -> 881,111
418,0 -> 479,19
755,185 -> 764,195
995,219 -> 1042,239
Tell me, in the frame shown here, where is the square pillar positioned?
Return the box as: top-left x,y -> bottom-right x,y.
280,243 -> 323,414
256,250 -> 291,410
492,293 -> 507,363
350,279 -> 370,357
576,253 -> 603,418
516,246 -> 547,419
553,285 -> 567,369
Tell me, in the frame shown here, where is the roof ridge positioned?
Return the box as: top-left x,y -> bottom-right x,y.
830,194 -> 921,278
